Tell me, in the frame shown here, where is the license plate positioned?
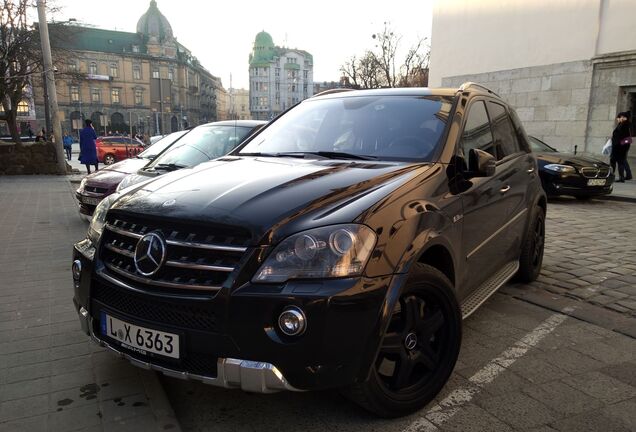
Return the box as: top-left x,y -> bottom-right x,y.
80,196 -> 102,206
101,312 -> 180,359
587,179 -> 606,186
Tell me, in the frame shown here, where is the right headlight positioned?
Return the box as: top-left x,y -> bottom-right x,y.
253,224 -> 377,283
544,163 -> 576,173
88,193 -> 118,245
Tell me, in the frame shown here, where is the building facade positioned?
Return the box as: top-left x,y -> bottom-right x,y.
248,31 -> 313,120
430,0 -> 636,154
34,0 -> 221,138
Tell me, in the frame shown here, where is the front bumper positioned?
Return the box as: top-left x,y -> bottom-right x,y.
540,171 -> 614,197
73,240 -> 394,392
76,306 -> 299,393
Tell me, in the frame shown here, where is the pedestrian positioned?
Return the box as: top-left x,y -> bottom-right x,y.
610,111 -> 633,182
34,130 -> 45,142
79,119 -> 99,174
28,127 -> 33,139
62,132 -> 73,161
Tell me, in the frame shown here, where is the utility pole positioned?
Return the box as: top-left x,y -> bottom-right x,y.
37,0 -> 65,174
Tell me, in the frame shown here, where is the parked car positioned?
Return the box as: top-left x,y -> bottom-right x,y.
76,130 -> 189,219
529,136 -> 614,199
115,120 -> 266,191
72,84 -> 546,417
96,136 -> 146,165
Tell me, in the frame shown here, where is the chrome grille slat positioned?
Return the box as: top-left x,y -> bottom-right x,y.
165,260 -> 235,272
105,243 -> 134,258
105,224 -> 142,239
104,262 -> 223,291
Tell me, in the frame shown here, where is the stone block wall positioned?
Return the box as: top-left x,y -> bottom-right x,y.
442,60 -> 594,153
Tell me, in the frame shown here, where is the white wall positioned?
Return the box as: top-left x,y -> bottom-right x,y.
429,0 -> 636,86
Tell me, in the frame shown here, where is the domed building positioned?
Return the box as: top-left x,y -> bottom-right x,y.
34,0 -> 222,139
249,31 -> 314,120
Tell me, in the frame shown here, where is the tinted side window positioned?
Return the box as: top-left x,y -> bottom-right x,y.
460,101 -> 495,158
488,101 -> 521,159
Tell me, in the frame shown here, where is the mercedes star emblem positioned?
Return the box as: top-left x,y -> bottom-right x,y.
134,232 -> 167,276
404,332 -> 418,351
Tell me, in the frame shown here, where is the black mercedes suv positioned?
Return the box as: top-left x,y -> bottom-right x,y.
72,83 -> 546,417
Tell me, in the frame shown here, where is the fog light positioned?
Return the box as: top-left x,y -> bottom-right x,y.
278,307 -> 306,336
72,260 -> 82,281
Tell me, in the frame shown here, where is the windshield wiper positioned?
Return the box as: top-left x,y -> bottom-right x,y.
293,151 -> 378,160
239,151 -> 377,160
154,163 -> 188,171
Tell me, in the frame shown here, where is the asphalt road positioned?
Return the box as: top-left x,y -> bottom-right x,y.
162,198 -> 636,432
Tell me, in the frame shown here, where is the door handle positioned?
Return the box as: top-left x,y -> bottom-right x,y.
500,185 -> 511,193
527,167 -> 535,173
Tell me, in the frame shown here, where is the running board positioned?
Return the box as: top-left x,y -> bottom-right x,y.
461,261 -> 519,319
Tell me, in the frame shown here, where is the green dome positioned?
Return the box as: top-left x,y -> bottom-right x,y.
254,31 -> 274,48
137,0 -> 173,42
250,31 -> 276,66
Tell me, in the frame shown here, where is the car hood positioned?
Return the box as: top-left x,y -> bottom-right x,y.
85,158 -> 149,184
535,152 -> 609,168
111,156 -> 429,245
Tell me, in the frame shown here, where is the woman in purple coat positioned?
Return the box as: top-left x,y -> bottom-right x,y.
79,119 -> 99,174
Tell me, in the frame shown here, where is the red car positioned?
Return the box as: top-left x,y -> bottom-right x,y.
96,136 -> 146,165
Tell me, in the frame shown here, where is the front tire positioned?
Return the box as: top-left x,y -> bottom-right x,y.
345,263 -> 461,418
104,154 -> 115,165
516,207 -> 545,282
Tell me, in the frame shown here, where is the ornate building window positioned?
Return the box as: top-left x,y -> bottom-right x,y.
133,64 -> 141,80
303,70 -> 308,79
132,45 -> 140,53
17,100 -> 29,114
152,68 -> 160,79
70,86 -> 80,102
89,62 -> 98,75
91,88 -> 101,103
111,88 -> 121,104
68,62 -> 77,72
135,89 -> 143,105
168,69 -> 174,81
109,63 -> 118,77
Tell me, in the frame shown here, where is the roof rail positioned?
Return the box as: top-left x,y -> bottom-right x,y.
312,88 -> 355,98
458,82 -> 500,97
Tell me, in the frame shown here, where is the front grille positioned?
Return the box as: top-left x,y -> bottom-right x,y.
85,185 -> 109,194
92,282 -> 218,332
100,213 -> 251,291
580,166 -> 610,178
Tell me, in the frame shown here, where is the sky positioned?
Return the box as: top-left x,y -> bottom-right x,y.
40,0 -> 433,89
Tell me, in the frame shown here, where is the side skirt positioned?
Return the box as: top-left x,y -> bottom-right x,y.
460,261 -> 519,319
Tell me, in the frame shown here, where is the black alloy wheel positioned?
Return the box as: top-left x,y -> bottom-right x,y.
516,207 -> 545,282
345,263 -> 461,418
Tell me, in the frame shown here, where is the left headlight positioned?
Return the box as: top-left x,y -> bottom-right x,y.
544,163 -> 576,173
78,177 -> 87,192
88,193 -> 118,245
253,224 -> 377,283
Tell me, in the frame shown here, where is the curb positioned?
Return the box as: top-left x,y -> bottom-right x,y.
596,194 -> 636,204
140,370 -> 183,432
501,284 -> 636,339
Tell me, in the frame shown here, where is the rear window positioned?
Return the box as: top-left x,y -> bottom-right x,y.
239,95 -> 454,161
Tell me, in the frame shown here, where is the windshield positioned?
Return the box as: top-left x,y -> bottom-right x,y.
147,125 -> 256,168
139,130 -> 189,159
239,95 -> 453,161
529,136 -> 557,153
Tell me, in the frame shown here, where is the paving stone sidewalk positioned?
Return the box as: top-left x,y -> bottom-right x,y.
513,198 -> 636,317
0,176 -> 179,432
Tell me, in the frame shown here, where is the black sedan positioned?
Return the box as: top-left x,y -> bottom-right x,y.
530,136 -> 614,199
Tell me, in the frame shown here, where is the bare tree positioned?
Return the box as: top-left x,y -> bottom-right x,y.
340,23 -> 430,89
0,0 -> 42,142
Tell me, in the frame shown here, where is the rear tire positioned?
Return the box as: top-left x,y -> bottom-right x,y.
516,207 -> 545,282
344,263 -> 461,418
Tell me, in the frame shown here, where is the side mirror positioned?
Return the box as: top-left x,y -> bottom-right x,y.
468,148 -> 496,177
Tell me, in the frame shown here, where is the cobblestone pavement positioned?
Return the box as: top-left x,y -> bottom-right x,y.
0,177 -> 178,432
525,198 -> 636,316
